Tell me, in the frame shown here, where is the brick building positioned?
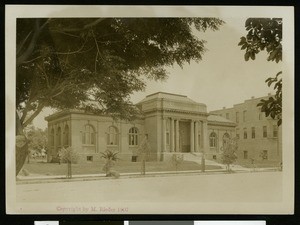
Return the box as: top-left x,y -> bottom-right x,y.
210,94 -> 282,163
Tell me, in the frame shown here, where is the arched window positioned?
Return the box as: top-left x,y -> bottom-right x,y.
107,126 -> 118,145
57,127 -> 62,146
82,124 -> 95,145
64,125 -> 69,147
223,133 -> 230,148
50,128 -> 54,146
129,127 -> 138,146
209,132 -> 217,148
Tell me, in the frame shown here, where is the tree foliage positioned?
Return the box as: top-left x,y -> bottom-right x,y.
238,18 -> 282,62
60,147 -> 79,178
24,125 -> 48,152
221,137 -> 238,172
17,18 -> 224,125
239,18 -> 282,126
257,71 -> 282,126
15,17 -> 224,175
138,135 -> 151,175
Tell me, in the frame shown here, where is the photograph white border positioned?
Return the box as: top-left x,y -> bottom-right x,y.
5,5 -> 294,214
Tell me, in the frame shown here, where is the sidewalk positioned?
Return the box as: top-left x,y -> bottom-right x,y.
17,166 -> 280,185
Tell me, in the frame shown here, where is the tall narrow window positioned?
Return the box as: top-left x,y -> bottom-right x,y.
129,127 -> 138,146
198,134 -> 201,147
273,125 -> 278,137
243,151 -> 248,159
263,126 -> 267,138
64,125 -> 69,147
107,126 -> 118,145
236,112 -> 239,123
57,126 -> 62,146
251,127 -> 255,139
209,132 -> 217,148
243,127 -> 247,139
226,113 -> 229,119
82,124 -> 95,145
236,128 -> 239,139
243,110 -> 247,122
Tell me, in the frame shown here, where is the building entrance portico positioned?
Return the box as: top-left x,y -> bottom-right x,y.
166,118 -> 203,153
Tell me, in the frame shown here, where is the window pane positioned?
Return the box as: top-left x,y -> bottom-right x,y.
263,126 -> 267,137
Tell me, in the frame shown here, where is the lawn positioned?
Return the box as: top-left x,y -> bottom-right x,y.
22,160 -> 221,176
236,160 -> 281,168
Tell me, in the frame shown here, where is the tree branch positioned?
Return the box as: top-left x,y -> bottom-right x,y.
23,102 -> 45,127
50,18 -> 106,33
17,19 -> 50,66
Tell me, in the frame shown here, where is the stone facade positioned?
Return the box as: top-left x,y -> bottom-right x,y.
45,92 -> 236,163
210,94 -> 282,163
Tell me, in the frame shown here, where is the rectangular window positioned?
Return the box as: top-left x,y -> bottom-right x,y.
198,134 -> 201,147
251,127 -> 255,139
243,151 -> 248,159
262,150 -> 268,160
243,110 -> 247,122
236,112 -> 239,123
226,113 -> 229,119
87,156 -> 93,161
263,126 -> 267,138
243,128 -> 247,139
236,128 -> 240,139
273,125 -> 278,138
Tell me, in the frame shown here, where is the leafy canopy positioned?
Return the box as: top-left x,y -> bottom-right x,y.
239,18 -> 282,126
17,18 -> 224,126
238,18 -> 282,62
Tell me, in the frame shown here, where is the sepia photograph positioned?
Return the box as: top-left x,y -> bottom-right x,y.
5,5 -> 294,214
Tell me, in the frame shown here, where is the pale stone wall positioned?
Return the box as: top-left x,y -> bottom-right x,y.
45,92 -> 238,164
46,111 -> 145,163
210,95 -> 282,163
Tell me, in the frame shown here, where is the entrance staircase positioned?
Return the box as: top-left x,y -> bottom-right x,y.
183,153 -> 227,169
184,153 -> 251,171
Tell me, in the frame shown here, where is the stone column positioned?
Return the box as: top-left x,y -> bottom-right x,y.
202,120 -> 209,153
195,121 -> 199,152
175,119 -> 180,152
190,120 -> 195,152
170,118 -> 174,152
162,117 -> 166,152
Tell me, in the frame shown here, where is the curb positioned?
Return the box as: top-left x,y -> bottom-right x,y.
16,168 -> 281,185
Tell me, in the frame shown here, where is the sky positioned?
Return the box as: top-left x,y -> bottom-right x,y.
32,17 -> 282,129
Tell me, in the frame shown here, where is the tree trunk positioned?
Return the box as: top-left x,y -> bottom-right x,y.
201,154 -> 205,172
141,159 -> 146,175
16,111 -> 28,176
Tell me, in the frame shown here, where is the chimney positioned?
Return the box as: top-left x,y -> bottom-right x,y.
251,96 -> 255,99
223,107 -> 226,109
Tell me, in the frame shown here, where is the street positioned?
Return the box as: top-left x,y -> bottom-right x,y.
17,171 -> 282,203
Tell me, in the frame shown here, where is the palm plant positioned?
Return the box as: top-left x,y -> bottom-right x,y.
100,150 -> 120,178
